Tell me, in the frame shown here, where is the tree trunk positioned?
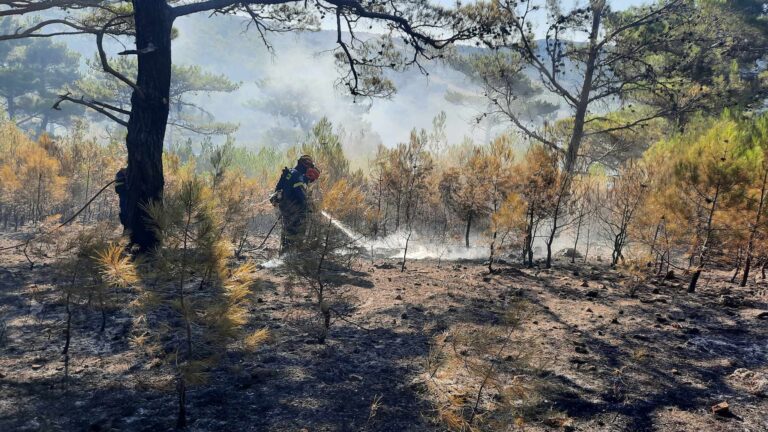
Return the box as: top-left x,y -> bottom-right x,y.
611,232 -> 625,267
688,269 -> 702,293
83,165 -> 91,223
523,206 -> 535,267
545,211 -> 560,269
176,377 -> 187,428
465,211 -> 472,248
742,166 -> 768,287
571,214 -> 583,264
544,235 -> 554,268
124,0 -> 174,252
488,232 -> 496,273
649,217 -> 663,263
741,255 -> 753,286
731,248 -> 742,284
689,183 -> 721,293
563,5 -> 602,173
401,229 -> 412,272
63,291 -> 72,389
374,175 -> 382,238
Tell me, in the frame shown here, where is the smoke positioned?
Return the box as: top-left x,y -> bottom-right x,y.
169,14 -> 489,152
371,232 -> 490,260
320,211 -> 615,263
320,211 -> 489,261
258,212 -> 613,269
260,257 -> 284,269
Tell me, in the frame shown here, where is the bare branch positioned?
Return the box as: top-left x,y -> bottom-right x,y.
53,92 -> 128,127
583,109 -> 669,137
0,18 -> 92,41
96,15 -> 141,96
0,0 -> 101,17
172,0 -> 292,18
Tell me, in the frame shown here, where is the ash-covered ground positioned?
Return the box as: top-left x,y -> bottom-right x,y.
1,232 -> 767,432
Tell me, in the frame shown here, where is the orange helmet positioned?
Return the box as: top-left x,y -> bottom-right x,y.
306,167 -> 320,182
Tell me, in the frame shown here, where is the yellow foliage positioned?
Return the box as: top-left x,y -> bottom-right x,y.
491,193 -> 527,239
322,178 -> 368,220
95,243 -> 138,288
244,328 -> 272,351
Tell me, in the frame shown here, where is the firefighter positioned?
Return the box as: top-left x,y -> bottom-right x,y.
272,155 -> 320,251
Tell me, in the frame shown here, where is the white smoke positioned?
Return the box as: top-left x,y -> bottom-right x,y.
320,211 -> 489,260
371,232 -> 489,260
260,257 -> 284,268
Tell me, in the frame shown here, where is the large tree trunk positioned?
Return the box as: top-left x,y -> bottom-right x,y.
124,0 -> 173,252
563,5 -> 602,173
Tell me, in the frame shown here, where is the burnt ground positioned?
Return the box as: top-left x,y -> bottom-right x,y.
1,233 -> 767,431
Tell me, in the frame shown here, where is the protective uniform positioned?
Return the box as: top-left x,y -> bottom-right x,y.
273,156 -> 317,250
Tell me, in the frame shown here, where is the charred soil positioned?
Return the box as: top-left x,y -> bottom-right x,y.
1,236 -> 767,431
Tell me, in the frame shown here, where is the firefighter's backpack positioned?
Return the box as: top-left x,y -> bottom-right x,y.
269,167 -> 292,206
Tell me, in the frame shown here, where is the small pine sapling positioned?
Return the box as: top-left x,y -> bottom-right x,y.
284,179 -> 367,343
425,300 -> 540,431
488,193 -> 526,272
52,223 -> 118,389
132,175 -> 258,428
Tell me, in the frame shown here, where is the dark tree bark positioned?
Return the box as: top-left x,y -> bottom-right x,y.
465,211 -> 473,248
545,175 -> 570,269
731,248 -> 742,284
545,195 -> 564,269
689,183 -> 721,293
688,269 -> 702,293
741,166 -> 768,286
124,0 -> 174,252
545,221 -> 556,268
488,228 -> 497,273
564,7 -> 602,173
523,206 -> 535,267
